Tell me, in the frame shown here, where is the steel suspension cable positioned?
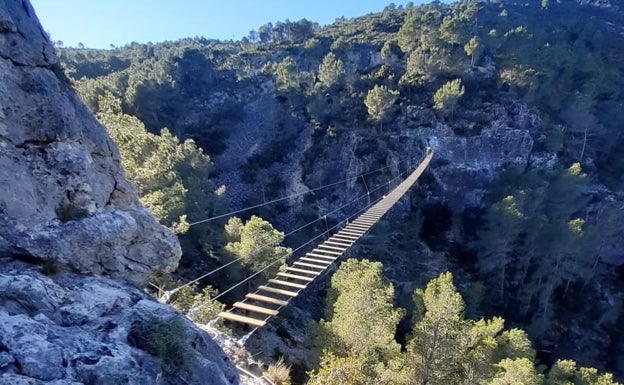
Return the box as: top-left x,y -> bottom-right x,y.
208,171 -> 405,302
187,161 -> 407,227
162,169 -> 406,299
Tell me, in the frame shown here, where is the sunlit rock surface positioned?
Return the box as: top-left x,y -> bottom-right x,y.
0,261 -> 238,385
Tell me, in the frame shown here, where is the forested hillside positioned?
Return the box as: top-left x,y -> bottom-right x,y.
57,0 -> 624,383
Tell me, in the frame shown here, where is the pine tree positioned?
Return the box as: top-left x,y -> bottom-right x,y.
364,85 -> 399,132
318,52 -> 344,89
397,9 -> 420,53
439,13 -> 465,47
96,92 -> 215,232
224,215 -> 291,276
476,195 -> 524,302
312,259 -> 405,383
408,272 -> 468,385
322,259 -> 404,362
546,359 -> 621,385
276,57 -> 300,91
433,78 -> 465,119
307,351 -> 366,385
464,36 -> 483,66
407,272 -> 537,385
493,329 -> 536,363
486,358 -> 543,385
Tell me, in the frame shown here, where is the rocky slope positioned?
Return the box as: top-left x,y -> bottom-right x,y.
0,260 -> 238,385
0,1 -> 239,383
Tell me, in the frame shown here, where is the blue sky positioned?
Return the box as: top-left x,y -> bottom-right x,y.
29,1 -> 431,49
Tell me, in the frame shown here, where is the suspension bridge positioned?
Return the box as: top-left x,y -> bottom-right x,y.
216,147 -> 434,328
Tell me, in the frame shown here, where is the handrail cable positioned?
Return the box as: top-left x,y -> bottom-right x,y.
208,148 -> 433,337
159,169 -> 406,299
205,172 -> 400,303
212,194 -> 381,302
223,190 -> 389,337
187,162 -> 406,227
195,183 -> 392,331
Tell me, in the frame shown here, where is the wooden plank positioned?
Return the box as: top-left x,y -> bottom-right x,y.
350,219 -> 379,226
294,261 -> 327,270
340,228 -> 365,234
268,279 -> 307,289
277,272 -> 315,282
285,267 -> 321,275
345,227 -> 369,233
233,302 -> 279,316
336,231 -> 364,238
325,239 -> 353,247
219,312 -> 266,327
351,222 -> 375,228
259,285 -> 299,297
330,237 -> 356,245
318,244 -> 347,252
300,257 -> 332,265
332,233 -> 359,241
359,212 -> 381,218
352,217 -> 377,223
359,211 -> 383,217
246,293 -> 289,306
306,252 -> 337,261
312,248 -> 342,256
354,212 -> 381,222
347,221 -> 370,227
359,211 -> 382,216
347,223 -> 370,230
324,242 -> 351,249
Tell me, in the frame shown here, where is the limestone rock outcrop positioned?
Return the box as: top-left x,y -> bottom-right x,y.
0,261 -> 239,385
0,0 -> 181,285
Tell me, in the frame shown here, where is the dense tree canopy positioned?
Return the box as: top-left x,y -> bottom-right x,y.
96,92 -> 217,232
318,52 -> 345,89
310,266 -> 620,385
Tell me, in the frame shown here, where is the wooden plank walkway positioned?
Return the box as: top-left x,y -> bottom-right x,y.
218,148 -> 434,327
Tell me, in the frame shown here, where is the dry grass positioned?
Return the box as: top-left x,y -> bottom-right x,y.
263,357 -> 291,385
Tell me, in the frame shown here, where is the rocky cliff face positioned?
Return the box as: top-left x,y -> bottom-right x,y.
216,97 -> 538,226
0,1 -> 238,384
0,0 -> 180,285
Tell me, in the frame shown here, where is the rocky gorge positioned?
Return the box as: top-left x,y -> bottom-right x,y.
42,0 -> 624,381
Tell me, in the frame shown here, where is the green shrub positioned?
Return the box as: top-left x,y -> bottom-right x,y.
128,315 -> 194,374
190,286 -> 226,324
